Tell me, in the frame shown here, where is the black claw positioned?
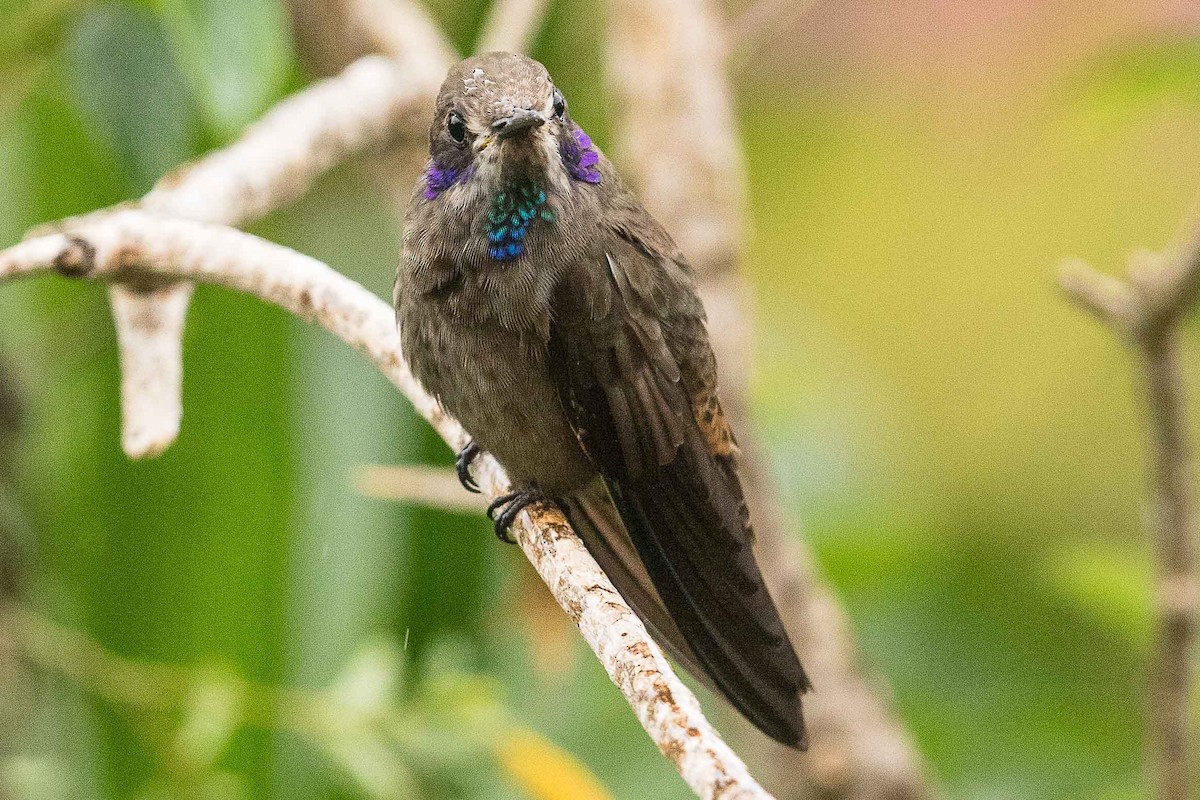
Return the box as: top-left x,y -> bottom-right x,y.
486,488 -> 545,544
455,440 -> 482,493
486,491 -> 517,520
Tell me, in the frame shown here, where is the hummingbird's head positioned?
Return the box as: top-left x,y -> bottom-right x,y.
421,52 -> 601,261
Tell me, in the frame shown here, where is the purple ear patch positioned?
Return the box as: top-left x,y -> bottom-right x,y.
561,127 -> 602,184
424,164 -> 466,200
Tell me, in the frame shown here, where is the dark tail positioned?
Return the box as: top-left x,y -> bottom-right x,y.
563,452 -> 811,749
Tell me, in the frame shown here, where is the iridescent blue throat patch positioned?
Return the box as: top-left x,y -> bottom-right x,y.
485,182 -> 556,261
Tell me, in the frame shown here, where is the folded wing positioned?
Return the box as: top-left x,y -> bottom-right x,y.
550,227 -> 811,748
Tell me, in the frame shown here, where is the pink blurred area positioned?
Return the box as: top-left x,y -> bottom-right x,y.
743,0 -> 1200,89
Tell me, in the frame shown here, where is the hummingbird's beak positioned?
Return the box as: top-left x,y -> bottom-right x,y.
491,108 -> 546,140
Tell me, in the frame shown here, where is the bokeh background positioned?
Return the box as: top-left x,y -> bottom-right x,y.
4,1 -> 1200,798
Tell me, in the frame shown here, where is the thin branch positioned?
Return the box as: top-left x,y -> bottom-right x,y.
355,464 -> 483,513
607,1 -> 932,797
1060,224 -> 1200,800
476,0 -> 549,55
1059,258 -> 1142,332
108,284 -> 193,458
0,210 -> 774,800
1142,332 -> 1199,800
140,55 -> 438,228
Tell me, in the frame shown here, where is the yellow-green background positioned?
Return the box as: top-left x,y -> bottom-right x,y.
3,1 -> 1200,798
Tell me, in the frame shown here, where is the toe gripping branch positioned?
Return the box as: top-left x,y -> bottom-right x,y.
455,440 -> 546,544
456,440 -> 482,493
486,487 -> 547,544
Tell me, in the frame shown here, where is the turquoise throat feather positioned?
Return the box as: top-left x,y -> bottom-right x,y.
485,181 -> 556,261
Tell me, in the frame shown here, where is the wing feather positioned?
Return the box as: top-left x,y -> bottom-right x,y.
551,232 -> 811,748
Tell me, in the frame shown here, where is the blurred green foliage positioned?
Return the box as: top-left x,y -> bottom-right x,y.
3,2 -> 1200,799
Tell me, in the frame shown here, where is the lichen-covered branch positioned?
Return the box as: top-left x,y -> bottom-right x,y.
1061,227 -> 1200,800
0,210 -> 773,800
606,1 -> 932,797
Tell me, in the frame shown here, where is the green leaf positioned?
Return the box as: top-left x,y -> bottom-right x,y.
154,0 -> 294,138
65,3 -> 197,194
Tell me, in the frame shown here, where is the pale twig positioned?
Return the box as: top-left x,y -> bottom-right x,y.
0,210 -> 774,800
139,55 -> 439,228
108,284 -> 193,458
606,2 -> 933,797
476,0 -> 549,55
1059,258 -> 1141,331
1060,224 -> 1200,800
354,464 -> 484,513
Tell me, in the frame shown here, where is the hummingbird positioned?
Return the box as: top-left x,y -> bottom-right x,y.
395,52 -> 811,748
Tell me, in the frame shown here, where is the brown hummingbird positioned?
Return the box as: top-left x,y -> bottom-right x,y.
395,52 -> 811,748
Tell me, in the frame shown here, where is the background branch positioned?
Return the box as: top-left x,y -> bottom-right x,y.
723,0 -> 819,66
607,1 -> 932,796
355,464 -> 484,513
477,0 -> 549,55
1060,222 -> 1200,800
286,0 -> 455,80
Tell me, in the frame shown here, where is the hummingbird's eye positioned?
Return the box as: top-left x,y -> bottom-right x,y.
447,111 -> 467,143
552,89 -> 565,119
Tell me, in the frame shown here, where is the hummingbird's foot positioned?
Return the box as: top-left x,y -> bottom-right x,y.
455,440 -> 482,493
486,487 -> 547,544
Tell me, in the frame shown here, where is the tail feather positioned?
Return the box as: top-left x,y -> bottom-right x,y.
562,452 -> 811,749
559,484 -> 708,683
612,469 -> 810,749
